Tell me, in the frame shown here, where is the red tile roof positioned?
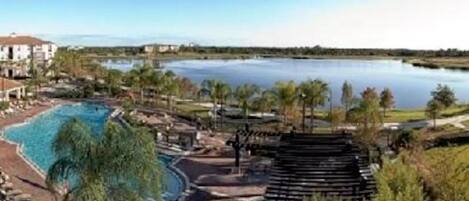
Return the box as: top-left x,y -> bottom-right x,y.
0,78 -> 24,91
0,35 -> 52,45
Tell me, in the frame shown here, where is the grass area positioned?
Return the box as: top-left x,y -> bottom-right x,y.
405,57 -> 469,70
425,144 -> 469,164
383,104 -> 469,123
174,101 -> 210,118
314,104 -> 469,123
417,124 -> 466,140
176,100 -> 469,124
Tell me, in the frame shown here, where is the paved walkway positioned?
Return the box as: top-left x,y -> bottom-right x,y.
318,114 -> 469,131
176,134 -> 267,201
383,114 -> 469,130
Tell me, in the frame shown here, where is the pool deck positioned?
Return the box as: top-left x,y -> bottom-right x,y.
175,133 -> 267,201
0,100 -> 66,201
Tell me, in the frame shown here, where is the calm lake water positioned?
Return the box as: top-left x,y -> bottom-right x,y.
103,58 -> 469,108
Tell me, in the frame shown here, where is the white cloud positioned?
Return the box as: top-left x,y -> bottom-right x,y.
252,0 -> 469,49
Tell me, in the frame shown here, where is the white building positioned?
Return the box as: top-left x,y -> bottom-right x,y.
143,44 -> 180,54
0,33 -> 58,77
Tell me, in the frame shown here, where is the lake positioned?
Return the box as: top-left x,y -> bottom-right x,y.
102,58 -> 469,108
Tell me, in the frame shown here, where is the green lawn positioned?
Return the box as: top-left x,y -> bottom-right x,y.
174,101 -> 210,118
173,101 -> 469,124
384,104 -> 469,123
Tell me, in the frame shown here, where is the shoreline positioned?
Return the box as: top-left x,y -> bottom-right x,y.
91,53 -> 469,71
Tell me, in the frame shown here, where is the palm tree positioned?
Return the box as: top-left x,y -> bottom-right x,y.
272,81 -> 297,126
127,64 -> 154,104
46,118 -> 162,201
27,67 -> 47,99
299,79 -> 329,133
162,72 -> 180,111
201,79 -> 219,128
253,90 -> 276,117
234,84 -> 260,123
213,81 -> 231,129
104,69 -> 123,97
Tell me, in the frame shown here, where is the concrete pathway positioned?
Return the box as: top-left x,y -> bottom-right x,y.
319,114 -> 469,131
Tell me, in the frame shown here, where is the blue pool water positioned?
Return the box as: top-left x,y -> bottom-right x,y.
4,103 -> 183,200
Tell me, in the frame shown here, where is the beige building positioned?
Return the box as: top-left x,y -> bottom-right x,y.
0,78 -> 26,101
0,33 -> 57,78
143,44 -> 180,54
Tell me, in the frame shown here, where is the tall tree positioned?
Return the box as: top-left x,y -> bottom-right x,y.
127,64 -> 154,104
425,99 -> 444,129
200,80 -> 231,129
213,81 -> 231,129
201,79 -> 219,129
350,87 -> 381,146
341,81 -> 353,113
104,69 -> 123,97
176,77 -> 198,99
299,79 -> 329,133
149,70 -> 165,105
272,81 -> 297,126
234,84 -> 260,123
46,118 -> 162,201
380,88 -> 395,118
162,72 -> 180,111
431,84 -> 456,108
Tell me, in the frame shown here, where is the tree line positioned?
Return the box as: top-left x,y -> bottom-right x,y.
64,46 -> 469,58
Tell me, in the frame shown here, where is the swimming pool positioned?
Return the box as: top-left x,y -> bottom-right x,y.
3,103 -> 183,200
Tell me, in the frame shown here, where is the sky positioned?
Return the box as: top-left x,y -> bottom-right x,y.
1,0 -> 469,49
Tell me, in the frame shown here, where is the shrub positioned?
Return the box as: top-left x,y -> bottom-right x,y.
0,101 -> 9,111
424,146 -> 469,201
82,83 -> 95,98
374,158 -> 425,201
393,129 -> 419,149
305,194 -> 343,201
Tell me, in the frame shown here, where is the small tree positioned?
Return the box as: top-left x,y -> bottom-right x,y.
380,88 -> 395,118
341,81 -> 353,114
431,84 -> 456,108
425,99 -> 444,129
350,87 -> 381,147
327,107 -> 345,132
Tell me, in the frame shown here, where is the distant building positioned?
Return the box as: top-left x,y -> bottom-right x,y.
0,33 -> 58,77
66,45 -> 85,51
143,44 -> 180,54
187,42 -> 199,47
